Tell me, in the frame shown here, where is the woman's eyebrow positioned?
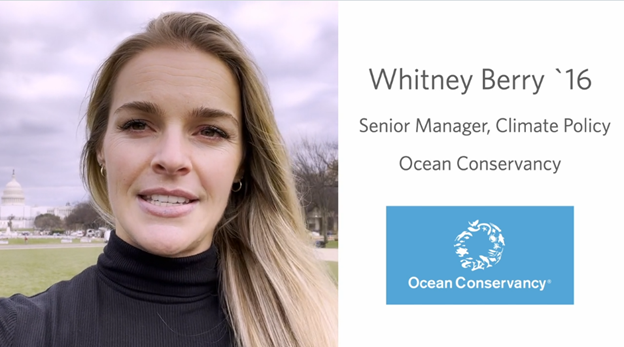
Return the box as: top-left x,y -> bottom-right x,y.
113,101 -> 238,126
190,106 -> 239,126
113,100 -> 165,117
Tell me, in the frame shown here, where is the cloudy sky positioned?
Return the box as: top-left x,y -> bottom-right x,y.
0,1 -> 337,207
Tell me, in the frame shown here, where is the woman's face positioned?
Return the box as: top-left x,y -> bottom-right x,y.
100,47 -> 243,257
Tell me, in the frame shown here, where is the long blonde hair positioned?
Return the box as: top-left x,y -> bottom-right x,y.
81,12 -> 337,347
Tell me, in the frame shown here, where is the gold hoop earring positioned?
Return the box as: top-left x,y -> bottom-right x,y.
232,181 -> 242,193
100,165 -> 105,177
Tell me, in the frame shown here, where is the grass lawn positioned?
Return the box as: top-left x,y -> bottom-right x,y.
327,261 -> 338,284
1,247 -> 339,297
0,247 -> 103,297
326,241 -> 338,249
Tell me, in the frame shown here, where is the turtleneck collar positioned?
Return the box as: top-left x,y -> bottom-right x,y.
96,230 -> 220,303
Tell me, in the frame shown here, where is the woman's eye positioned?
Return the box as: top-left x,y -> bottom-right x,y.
199,126 -> 228,139
119,119 -> 148,131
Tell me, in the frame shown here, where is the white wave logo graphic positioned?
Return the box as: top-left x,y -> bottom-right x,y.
454,220 -> 505,271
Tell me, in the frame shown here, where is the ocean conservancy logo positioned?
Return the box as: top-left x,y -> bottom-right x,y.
386,206 -> 574,304
408,219 -> 549,291
454,220 -> 504,271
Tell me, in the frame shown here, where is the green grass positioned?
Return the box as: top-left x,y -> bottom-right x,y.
325,241 -> 338,249
327,261 -> 338,284
0,247 -> 103,297
1,247 -> 339,298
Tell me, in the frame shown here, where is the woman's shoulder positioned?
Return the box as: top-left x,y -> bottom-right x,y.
0,265 -> 98,346
0,296 -> 17,346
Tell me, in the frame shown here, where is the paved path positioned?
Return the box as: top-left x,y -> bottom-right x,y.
1,243 -> 339,262
0,243 -> 105,251
315,248 -> 338,262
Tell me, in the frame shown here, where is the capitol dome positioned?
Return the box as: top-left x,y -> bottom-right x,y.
2,171 -> 25,206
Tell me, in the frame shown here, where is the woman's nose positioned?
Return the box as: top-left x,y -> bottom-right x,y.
150,131 -> 192,176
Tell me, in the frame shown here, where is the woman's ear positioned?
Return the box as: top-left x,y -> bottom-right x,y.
96,150 -> 104,166
235,168 -> 244,182
235,154 -> 245,182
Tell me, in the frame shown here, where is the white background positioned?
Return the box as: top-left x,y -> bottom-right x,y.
339,2 -> 623,346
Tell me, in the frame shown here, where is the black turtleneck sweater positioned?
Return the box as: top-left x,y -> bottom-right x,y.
0,231 -> 233,347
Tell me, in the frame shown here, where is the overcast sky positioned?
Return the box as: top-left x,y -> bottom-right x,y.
0,1 -> 337,207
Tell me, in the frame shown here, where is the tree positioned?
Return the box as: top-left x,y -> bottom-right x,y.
64,202 -> 106,231
34,213 -> 63,231
291,138 -> 338,245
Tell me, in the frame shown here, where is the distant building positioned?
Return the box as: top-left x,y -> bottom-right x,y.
0,171 -> 73,230
305,205 -> 337,236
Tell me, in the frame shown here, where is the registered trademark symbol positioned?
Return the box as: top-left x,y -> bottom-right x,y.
547,279 -> 552,284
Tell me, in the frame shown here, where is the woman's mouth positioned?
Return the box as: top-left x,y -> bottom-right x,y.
140,194 -> 192,207
137,194 -> 198,218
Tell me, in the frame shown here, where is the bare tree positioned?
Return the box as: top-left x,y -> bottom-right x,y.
291,138 -> 338,245
64,202 -> 106,231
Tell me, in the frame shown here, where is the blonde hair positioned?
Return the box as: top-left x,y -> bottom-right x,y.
81,12 -> 337,347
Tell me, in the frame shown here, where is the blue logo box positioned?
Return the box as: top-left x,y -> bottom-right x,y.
387,206 -> 574,305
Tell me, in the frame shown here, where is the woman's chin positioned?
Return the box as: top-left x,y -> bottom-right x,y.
119,226 -> 212,258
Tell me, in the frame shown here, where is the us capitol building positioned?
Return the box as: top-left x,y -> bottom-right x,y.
0,171 -> 73,231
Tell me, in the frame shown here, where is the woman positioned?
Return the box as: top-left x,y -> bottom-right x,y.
0,12 -> 337,347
